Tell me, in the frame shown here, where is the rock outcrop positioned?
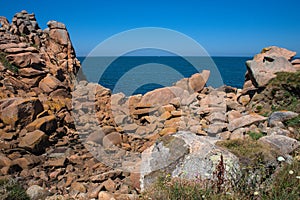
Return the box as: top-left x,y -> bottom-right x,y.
243,46 -> 298,90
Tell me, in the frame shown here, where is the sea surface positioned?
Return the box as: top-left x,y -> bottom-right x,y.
78,56 -> 251,96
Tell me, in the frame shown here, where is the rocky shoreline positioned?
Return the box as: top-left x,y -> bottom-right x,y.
0,11 -> 300,200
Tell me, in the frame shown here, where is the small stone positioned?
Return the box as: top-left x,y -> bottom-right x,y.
159,127 -> 177,136
71,181 -> 86,193
26,185 -> 49,200
171,110 -> 182,117
102,132 -> 122,148
45,157 -> 67,167
238,95 -> 250,106
277,156 -> 285,162
88,184 -> 103,199
160,111 -> 172,120
122,123 -> 139,133
102,178 -> 116,192
98,191 -> 115,200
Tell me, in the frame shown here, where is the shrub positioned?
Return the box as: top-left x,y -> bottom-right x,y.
248,131 -> 265,140
0,178 -> 30,200
0,52 -> 19,73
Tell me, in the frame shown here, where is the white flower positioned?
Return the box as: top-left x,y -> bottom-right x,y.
277,156 -> 285,162
296,176 -> 300,179
254,191 -> 259,196
289,170 -> 294,175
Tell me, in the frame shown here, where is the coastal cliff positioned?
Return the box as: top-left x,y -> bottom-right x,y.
0,11 -> 299,200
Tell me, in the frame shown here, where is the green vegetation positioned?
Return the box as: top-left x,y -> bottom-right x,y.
263,160 -> 300,200
0,52 -> 19,74
285,115 -> 300,141
249,71 -> 300,115
216,138 -> 278,167
0,179 -> 30,200
248,131 -> 265,140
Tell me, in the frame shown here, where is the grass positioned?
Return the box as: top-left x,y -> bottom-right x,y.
0,52 -> 19,74
248,131 -> 266,140
216,139 -> 278,168
260,160 -> 300,199
0,178 -> 30,200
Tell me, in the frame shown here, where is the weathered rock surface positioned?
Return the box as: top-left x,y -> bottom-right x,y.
174,70 -> 210,93
0,97 -> 43,127
228,113 -> 267,132
140,132 -> 239,191
19,130 -> 48,154
139,86 -> 188,106
244,46 -> 297,88
268,111 -> 298,127
26,185 -> 49,200
259,135 -> 299,154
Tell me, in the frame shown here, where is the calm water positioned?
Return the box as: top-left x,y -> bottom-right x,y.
78,56 -> 250,96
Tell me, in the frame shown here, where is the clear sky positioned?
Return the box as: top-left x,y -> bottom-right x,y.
1,0 -> 300,56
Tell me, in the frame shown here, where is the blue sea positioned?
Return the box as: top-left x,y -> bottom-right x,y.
78,56 -> 251,96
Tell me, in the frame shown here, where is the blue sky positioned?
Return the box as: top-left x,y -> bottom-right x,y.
1,0 -> 300,56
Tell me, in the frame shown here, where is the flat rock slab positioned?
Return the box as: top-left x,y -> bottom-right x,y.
228,113 -> 267,132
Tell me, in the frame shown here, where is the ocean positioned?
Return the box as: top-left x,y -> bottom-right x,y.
78,56 -> 251,96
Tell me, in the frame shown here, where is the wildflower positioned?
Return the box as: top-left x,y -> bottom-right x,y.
289,170 -> 294,175
296,176 -> 300,179
277,156 -> 285,162
254,191 -> 259,196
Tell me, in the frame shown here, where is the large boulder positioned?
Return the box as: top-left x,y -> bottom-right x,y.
244,46 -> 297,88
39,74 -> 64,93
228,113 -> 267,132
0,97 -> 43,127
25,115 -> 57,134
47,21 -> 70,46
259,135 -> 299,154
19,130 -> 49,154
6,52 -> 44,68
140,132 -> 239,191
268,111 -> 299,127
174,70 -> 210,93
139,86 -> 189,106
